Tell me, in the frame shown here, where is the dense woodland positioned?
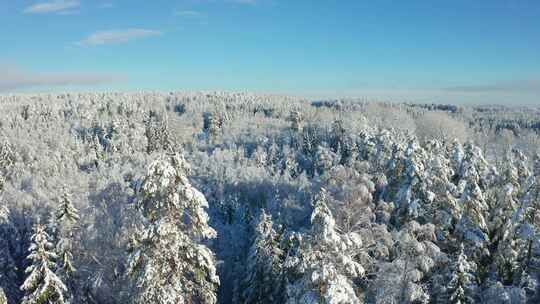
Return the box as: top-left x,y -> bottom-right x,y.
1,92 -> 540,303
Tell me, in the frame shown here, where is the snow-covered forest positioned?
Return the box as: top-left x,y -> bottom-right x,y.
2,92 -> 540,303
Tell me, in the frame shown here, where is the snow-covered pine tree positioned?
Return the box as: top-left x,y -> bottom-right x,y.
203,112 -> 222,143
370,223 -> 442,304
520,153 -> 540,206
381,142 -> 406,202
371,129 -> 394,172
145,110 -> 176,153
20,222 -> 67,304
456,176 -> 490,262
127,153 -> 219,304
239,210 -> 285,304
424,140 -> 454,198
284,189 -> 364,304
289,110 -> 303,132
0,206 -> 20,303
449,143 -> 493,271
91,134 -> 104,169
55,188 -> 79,277
330,118 -> 352,164
56,190 -> 80,225
46,212 -> 59,248
512,149 -> 530,192
449,140 -> 464,183
491,185 -> 520,284
488,157 -> 519,242
510,153 -> 540,283
432,191 -> 460,243
391,139 -> 432,226
252,145 -> 268,168
488,154 -> 530,284
322,165 -> 375,234
447,244 -> 477,304
314,145 -> 337,176
424,142 -> 461,243
0,141 -> 16,173
457,142 -> 488,191
357,130 -> 375,162
281,146 -> 299,178
520,154 -> 540,227
513,224 -> 538,288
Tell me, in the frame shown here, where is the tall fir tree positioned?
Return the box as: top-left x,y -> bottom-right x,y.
488,157 -> 519,243
456,177 -> 490,261
127,153 -> 219,304
56,190 -> 80,225
491,185 -> 521,284
512,149 -> 530,193
449,140 -> 464,183
511,153 -> 540,283
55,187 -> 80,296
447,244 -> 477,304
289,110 -> 303,132
20,222 -> 66,304
0,205 -> 20,304
284,189 -> 364,304
394,140 -> 430,225
239,210 -> 285,304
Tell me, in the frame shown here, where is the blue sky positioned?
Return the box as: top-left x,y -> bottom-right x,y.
1,0 -> 539,104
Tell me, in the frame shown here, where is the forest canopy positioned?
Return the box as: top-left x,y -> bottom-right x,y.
1,92 -> 540,303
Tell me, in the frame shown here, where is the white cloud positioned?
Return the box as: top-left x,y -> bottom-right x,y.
175,10 -> 205,17
76,29 -> 162,46
0,64 -> 120,92
23,0 -> 80,14
198,0 -> 258,5
227,0 -> 257,4
98,2 -> 114,9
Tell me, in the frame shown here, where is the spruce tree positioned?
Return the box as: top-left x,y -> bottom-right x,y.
394,140 -> 429,225
511,153 -> 540,282
488,155 -> 526,284
55,189 -> 79,278
240,210 -> 284,304
127,153 -> 219,304
369,227 -> 436,304
20,222 -> 66,304
285,189 -> 364,304
314,146 -> 336,176
425,140 -> 454,197
56,190 -> 80,224
289,110 -> 303,132
92,135 -> 104,165
447,244 -> 477,304
330,119 -> 346,154
381,142 -> 406,202
456,177 -> 490,261
0,141 -> 15,173
449,139 -> 464,181
512,149 -> 530,191
425,145 -> 461,244
491,185 -> 520,284
489,165 -> 518,242
458,142 -> 488,190
203,112 -> 222,143
0,206 -> 20,303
